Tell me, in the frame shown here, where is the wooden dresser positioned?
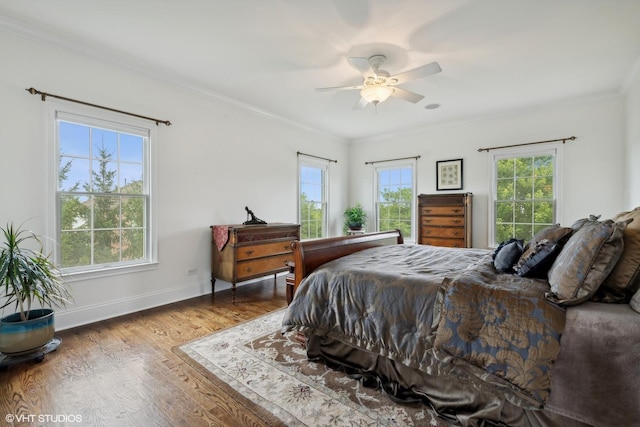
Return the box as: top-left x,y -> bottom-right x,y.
210,223 -> 300,296
418,193 -> 472,248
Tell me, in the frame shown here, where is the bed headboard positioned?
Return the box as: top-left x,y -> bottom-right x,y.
286,230 -> 403,304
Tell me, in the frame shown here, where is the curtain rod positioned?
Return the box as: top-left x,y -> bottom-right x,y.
297,151 -> 337,163
477,136 -> 575,152
26,87 -> 172,126
365,155 -> 421,165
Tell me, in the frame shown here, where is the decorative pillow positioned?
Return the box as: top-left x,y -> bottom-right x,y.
547,219 -> 629,306
570,214 -> 601,231
599,207 -> 640,301
492,239 -> 524,273
515,240 -> 560,278
514,225 -> 573,278
527,224 -> 574,247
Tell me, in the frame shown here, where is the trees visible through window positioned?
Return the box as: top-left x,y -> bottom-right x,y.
56,114 -> 150,270
299,158 -> 328,239
493,152 -> 557,245
375,161 -> 416,240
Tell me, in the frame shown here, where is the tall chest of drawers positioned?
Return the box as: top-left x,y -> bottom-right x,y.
418,193 -> 472,248
210,223 -> 300,296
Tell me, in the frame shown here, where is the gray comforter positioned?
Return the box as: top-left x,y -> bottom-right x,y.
283,244 -> 490,363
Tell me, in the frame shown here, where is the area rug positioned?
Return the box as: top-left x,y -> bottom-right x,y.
174,309 -> 452,426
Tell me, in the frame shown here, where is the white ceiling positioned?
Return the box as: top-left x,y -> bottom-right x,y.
2,0 -> 640,140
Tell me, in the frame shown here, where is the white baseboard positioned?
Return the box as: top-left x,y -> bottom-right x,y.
54,281 -> 211,331
54,273 -> 286,331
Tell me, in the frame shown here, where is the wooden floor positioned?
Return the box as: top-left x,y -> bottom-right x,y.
0,278 -> 288,427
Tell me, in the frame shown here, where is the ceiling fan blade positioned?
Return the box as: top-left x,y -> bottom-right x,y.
352,97 -> 368,110
315,84 -> 363,92
348,57 -> 376,78
391,61 -> 442,84
390,87 -> 425,103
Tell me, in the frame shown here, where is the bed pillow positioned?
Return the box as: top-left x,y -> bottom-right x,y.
514,225 -> 573,278
515,240 -> 560,278
492,239 -> 524,273
546,219 -> 629,306
570,214 -> 601,231
598,207 -> 640,301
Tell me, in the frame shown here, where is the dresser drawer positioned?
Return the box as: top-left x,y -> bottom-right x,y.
235,253 -> 292,280
420,206 -> 465,216
421,216 -> 465,227
236,240 -> 293,261
422,227 -> 466,239
422,237 -> 466,248
232,226 -> 299,244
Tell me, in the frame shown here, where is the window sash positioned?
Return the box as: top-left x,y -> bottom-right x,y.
374,160 -> 416,241
51,106 -> 154,274
298,157 -> 329,240
490,147 -> 560,246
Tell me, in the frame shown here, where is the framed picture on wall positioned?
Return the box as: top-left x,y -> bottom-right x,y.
436,158 -> 463,190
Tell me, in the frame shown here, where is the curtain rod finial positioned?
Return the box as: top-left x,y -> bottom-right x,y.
25,87 -> 46,101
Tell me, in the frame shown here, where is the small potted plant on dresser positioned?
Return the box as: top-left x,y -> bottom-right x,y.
343,203 -> 367,234
0,222 -> 72,357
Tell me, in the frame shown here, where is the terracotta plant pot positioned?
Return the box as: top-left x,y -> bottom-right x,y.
0,309 -> 55,354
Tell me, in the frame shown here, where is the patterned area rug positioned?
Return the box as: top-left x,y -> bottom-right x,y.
174,309 -> 453,426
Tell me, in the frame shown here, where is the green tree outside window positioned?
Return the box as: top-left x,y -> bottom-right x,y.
495,154 -> 555,243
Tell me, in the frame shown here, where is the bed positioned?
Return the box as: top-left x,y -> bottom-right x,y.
281,209 -> 640,427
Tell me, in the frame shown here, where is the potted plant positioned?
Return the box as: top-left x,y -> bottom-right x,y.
0,222 -> 72,354
344,203 -> 367,233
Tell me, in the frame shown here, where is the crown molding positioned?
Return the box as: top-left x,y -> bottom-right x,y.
0,14 -> 344,141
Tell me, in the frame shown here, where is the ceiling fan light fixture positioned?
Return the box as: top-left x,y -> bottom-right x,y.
360,85 -> 394,105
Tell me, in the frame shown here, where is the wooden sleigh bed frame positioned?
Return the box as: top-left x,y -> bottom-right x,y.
285,230 -> 403,304
282,229 -> 640,426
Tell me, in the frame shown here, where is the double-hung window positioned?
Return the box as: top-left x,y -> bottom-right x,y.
490,146 -> 561,246
53,107 -> 155,274
298,156 -> 329,239
374,160 -> 416,241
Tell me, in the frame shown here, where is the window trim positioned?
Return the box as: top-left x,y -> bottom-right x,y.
373,158 -> 417,242
297,155 -> 330,240
47,101 -> 158,280
488,143 -> 563,247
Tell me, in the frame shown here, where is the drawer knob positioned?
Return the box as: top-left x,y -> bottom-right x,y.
453,219 -> 462,224
246,267 -> 253,273
245,250 -> 255,256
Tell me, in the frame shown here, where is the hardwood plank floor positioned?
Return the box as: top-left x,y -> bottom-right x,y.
0,277 -> 288,426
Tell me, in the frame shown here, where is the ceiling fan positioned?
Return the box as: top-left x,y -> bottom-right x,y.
316,55 -> 442,110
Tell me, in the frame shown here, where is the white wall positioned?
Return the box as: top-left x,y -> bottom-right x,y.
0,31 -> 348,329
625,63 -> 640,208
349,94 -> 626,248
